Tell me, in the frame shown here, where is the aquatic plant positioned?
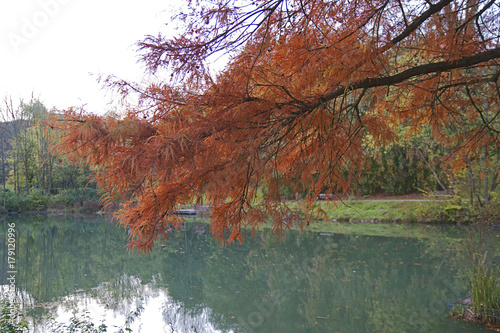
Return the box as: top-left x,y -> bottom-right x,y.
466,252 -> 500,323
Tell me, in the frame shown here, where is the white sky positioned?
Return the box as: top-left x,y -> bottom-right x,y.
0,0 -> 179,114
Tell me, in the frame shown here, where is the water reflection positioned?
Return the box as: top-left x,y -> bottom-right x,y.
29,275 -> 228,333
0,214 -> 494,332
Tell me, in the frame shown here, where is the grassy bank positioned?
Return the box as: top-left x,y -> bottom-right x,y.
181,193 -> 500,234
297,199 -> 428,222
180,196 -> 500,241
4,190 -> 498,240
292,195 -> 500,225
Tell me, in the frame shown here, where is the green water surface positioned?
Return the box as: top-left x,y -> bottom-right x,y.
0,214 -> 494,332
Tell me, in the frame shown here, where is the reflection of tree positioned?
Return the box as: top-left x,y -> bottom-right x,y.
161,299 -> 223,333
86,275 -> 146,315
0,215 -> 489,332
0,215 -> 163,321
220,232 -> 475,332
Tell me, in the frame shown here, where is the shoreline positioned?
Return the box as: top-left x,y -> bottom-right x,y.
3,196 -> 497,233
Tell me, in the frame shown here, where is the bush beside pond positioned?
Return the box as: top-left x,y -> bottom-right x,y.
0,189 -> 102,214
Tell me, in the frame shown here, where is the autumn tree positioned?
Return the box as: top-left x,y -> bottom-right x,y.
49,0 -> 500,252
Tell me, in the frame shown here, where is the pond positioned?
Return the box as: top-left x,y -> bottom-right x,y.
0,214 -> 495,332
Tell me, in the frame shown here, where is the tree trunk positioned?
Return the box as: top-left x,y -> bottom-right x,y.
1,138 -> 6,209
418,148 -> 447,192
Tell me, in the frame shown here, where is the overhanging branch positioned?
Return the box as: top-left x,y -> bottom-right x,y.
317,48 -> 500,106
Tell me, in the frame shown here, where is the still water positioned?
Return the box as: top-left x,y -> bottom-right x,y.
0,214 -> 494,332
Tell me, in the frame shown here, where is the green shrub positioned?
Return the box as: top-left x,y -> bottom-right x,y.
1,190 -> 48,212
54,188 -> 100,206
0,188 -> 102,212
0,298 -> 28,333
27,190 -> 48,211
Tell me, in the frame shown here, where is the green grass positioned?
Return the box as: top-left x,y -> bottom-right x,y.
450,253 -> 500,325
311,200 -> 425,221
187,198 -> 464,240
287,199 -> 449,223
469,253 -> 500,313
185,195 -> 500,239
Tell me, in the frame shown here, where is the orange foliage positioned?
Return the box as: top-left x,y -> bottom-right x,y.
48,0 -> 500,253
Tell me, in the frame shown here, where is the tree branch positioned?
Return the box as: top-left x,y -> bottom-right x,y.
317,48 -> 500,106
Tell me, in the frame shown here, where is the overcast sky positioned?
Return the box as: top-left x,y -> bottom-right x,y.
0,0 -> 179,114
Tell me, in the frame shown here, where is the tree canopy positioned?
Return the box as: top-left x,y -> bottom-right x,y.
49,0 -> 500,252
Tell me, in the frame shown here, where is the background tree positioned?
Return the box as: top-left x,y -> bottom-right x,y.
357,125 -> 449,196
6,99 -> 50,195
49,0 -> 500,252
0,97 -> 16,208
0,97 -> 98,212
1,96 -> 27,197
